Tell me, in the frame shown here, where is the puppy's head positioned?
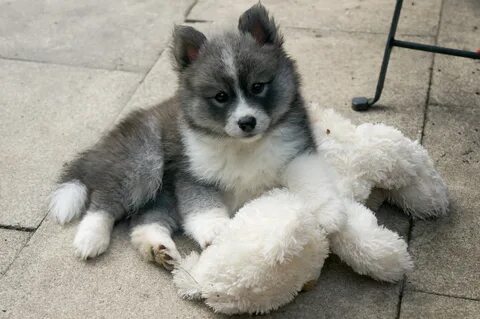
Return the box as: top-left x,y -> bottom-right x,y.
172,4 -> 300,140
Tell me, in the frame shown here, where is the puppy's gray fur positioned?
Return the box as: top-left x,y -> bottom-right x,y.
50,4 -> 316,264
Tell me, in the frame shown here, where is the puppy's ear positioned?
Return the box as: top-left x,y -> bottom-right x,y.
238,3 -> 282,46
172,25 -> 207,71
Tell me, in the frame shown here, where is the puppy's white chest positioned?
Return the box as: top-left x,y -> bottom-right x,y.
183,129 -> 300,208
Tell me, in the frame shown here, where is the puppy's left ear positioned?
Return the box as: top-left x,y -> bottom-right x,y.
238,3 -> 283,46
172,25 -> 207,71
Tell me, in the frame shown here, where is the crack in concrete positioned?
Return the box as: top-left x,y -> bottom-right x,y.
410,289 -> 480,302
0,224 -> 36,232
396,0 -> 446,317
0,55 -> 144,74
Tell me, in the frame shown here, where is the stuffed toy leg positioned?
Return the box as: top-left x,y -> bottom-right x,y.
282,154 -> 413,282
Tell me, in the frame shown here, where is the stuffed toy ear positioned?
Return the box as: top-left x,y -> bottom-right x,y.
238,3 -> 283,46
172,25 -> 207,70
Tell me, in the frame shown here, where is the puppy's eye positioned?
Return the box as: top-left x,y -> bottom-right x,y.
251,83 -> 266,95
214,91 -> 229,103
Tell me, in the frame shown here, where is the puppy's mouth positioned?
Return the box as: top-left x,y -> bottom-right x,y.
225,130 -> 265,141
239,133 -> 263,143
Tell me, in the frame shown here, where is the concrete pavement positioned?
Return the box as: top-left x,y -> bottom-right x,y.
1,0 -> 479,318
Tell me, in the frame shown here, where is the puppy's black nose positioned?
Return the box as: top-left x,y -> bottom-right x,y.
238,116 -> 257,133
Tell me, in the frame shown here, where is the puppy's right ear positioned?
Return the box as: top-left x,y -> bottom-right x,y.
238,3 -> 282,46
172,25 -> 207,71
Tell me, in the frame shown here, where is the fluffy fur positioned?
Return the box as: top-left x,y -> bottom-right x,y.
310,106 -> 449,217
48,3 -> 314,264
172,109 -> 448,314
49,180 -> 88,225
73,210 -> 114,259
130,223 -> 180,269
173,189 -> 329,315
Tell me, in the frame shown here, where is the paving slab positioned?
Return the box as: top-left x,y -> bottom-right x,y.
400,291 -> 480,319
429,0 -> 480,108
0,229 -> 30,275
0,204 -> 409,319
0,59 -> 142,229
0,0 -> 194,72
188,0 -> 442,36
407,104 -> 480,299
0,219 -> 218,319
117,50 -> 177,119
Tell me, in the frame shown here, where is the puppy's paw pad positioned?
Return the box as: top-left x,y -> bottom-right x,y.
130,224 -> 180,270
197,219 -> 229,249
152,244 -> 180,270
301,280 -> 318,292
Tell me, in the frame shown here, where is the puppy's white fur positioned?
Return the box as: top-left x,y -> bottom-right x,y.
282,154 -> 347,234
131,223 -> 181,267
182,124 -> 302,211
73,210 -> 114,259
182,207 -> 230,249
49,180 -> 87,225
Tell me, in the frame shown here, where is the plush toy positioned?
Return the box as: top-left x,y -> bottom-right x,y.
172,108 -> 449,315
173,188 -> 330,314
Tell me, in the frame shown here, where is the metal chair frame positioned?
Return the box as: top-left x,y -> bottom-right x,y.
352,0 -> 480,111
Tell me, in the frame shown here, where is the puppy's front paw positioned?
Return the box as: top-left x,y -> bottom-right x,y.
73,211 -> 114,259
184,208 -> 230,249
195,218 -> 229,249
152,244 -> 180,270
130,224 -> 180,270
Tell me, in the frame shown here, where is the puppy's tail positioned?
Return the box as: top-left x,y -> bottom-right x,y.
48,178 -> 88,225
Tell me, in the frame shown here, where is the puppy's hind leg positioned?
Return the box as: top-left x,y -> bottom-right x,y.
73,191 -> 122,260
130,191 -> 181,270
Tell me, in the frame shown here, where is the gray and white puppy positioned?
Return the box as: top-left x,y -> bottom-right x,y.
49,3 -> 316,269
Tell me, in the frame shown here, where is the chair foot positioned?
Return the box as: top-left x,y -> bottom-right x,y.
352,97 -> 371,111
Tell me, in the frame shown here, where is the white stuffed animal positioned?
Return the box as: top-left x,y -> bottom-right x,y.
173,188 -> 330,315
172,108 -> 449,314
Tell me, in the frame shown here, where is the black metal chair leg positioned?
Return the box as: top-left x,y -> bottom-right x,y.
352,0 -> 479,112
352,0 -> 404,111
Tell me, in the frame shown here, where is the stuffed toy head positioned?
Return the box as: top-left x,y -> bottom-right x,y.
172,189 -> 329,315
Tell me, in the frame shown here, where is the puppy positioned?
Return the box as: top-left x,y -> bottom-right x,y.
49,4 -> 316,269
